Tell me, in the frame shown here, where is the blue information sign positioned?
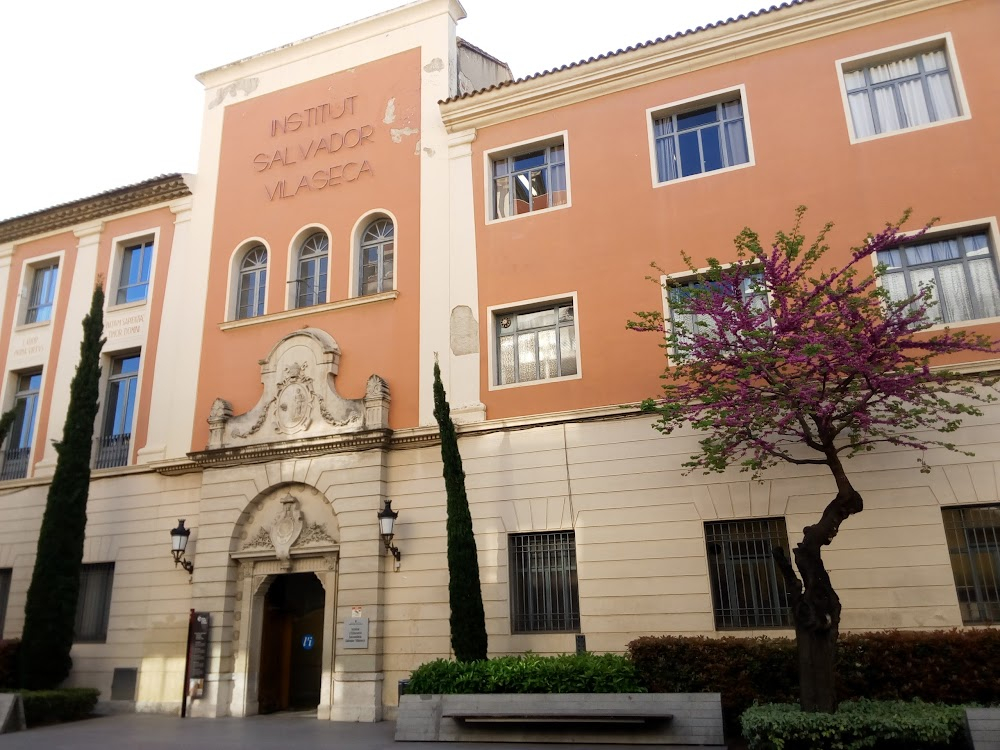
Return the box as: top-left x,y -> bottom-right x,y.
302,634 -> 315,650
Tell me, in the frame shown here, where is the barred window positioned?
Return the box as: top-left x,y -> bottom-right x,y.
0,568 -> 11,638
75,563 -> 115,642
1,370 -> 42,481
509,531 -> 580,633
942,504 -> 999,624
705,519 -> 793,629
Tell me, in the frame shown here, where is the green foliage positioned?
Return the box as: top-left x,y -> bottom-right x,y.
741,700 -> 968,750
0,640 -> 19,688
11,687 -> 100,726
432,359 -> 488,663
408,653 -> 645,695
628,630 -> 1000,735
0,409 -> 15,447
20,285 -> 105,689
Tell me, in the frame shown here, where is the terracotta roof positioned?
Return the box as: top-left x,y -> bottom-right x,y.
441,0 -> 811,104
0,174 -> 191,245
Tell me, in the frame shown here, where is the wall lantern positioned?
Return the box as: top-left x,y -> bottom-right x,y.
170,519 -> 195,575
377,499 -> 401,570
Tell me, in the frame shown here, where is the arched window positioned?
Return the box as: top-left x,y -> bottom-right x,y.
236,245 -> 267,319
358,218 -> 394,296
296,233 -> 328,308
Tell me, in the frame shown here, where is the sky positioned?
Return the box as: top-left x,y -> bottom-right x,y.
0,0 -> 775,221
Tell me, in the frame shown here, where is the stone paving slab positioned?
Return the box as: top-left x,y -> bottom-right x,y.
0,712 -> 725,750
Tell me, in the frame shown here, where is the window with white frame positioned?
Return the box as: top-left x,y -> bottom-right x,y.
942,504 -> 999,625
1,370 -> 42,481
24,263 -> 58,324
358,218 -> 394,296
116,239 -> 154,305
667,273 -> 767,358
652,93 -> 750,183
877,231 -> 1000,324
842,44 -> 961,139
75,562 -> 115,642
495,301 -> 578,386
491,139 -> 567,220
294,233 -> 328,308
509,531 -> 580,633
96,354 -> 139,469
0,568 -> 11,638
236,244 -> 268,320
705,518 -> 793,630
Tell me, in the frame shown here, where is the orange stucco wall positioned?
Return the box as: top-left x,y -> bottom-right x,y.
472,0 -> 1000,421
193,49 -> 422,449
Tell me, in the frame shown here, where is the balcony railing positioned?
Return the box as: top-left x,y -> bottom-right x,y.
95,434 -> 131,469
0,447 -> 30,480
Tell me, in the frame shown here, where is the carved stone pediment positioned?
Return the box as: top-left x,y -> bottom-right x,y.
238,489 -> 339,569
207,328 -> 390,449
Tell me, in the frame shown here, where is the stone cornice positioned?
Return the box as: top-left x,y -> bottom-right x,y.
439,0 -> 963,132
181,428 -> 395,471
0,174 -> 192,245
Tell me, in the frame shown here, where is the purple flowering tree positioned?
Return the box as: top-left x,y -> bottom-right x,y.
629,207 -> 998,712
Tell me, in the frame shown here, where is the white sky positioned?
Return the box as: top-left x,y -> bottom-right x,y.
0,0 -> 772,221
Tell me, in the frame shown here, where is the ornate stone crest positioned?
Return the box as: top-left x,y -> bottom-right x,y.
274,362 -> 314,434
239,492 -> 337,568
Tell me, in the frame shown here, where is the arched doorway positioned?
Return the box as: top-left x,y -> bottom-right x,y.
258,572 -> 326,713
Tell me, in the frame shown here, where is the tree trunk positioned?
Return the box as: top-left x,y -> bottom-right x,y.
774,470 -> 862,713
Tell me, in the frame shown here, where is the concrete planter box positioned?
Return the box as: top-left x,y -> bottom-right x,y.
395,692 -> 725,746
967,707 -> 1000,750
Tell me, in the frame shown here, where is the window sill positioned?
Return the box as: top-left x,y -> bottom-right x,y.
652,160 -> 754,189
489,372 -> 582,392
220,289 -> 398,330
848,114 -> 970,145
486,202 -> 571,227
107,298 -> 148,313
13,319 -> 52,333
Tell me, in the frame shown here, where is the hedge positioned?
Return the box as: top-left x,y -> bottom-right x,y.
15,688 -> 100,726
0,639 -> 18,689
408,653 -> 646,694
628,629 -> 1000,733
741,699 -> 968,750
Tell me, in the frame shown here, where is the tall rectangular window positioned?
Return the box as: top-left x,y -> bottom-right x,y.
942,505 -> 999,624
1,371 -> 42,481
667,274 -> 768,359
878,231 -> 1000,324
0,568 -> 11,638
492,139 -> 567,220
705,519 -> 793,629
653,96 -> 749,183
96,354 -> 139,469
25,263 -> 58,324
75,563 -> 115,643
495,301 -> 578,386
116,240 -> 154,305
509,531 -> 580,633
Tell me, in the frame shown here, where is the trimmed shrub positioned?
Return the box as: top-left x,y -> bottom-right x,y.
408,653 -> 646,695
741,699 -> 968,750
14,687 -> 100,726
0,640 -> 19,688
628,629 -> 1000,734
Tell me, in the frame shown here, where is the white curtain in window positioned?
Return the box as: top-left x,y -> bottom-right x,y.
881,273 -> 909,307
927,72 -> 959,119
910,268 -> 942,323
898,78 -> 931,127
937,264 -> 974,323
848,92 -> 877,138
969,258 -> 1000,319
869,56 -> 919,83
724,120 -> 749,164
873,86 -> 901,132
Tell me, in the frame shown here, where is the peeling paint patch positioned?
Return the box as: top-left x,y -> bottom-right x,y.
383,98 -> 396,124
208,78 -> 259,109
391,127 -> 419,144
423,147 -> 436,158
423,57 -> 444,73
450,306 -> 479,356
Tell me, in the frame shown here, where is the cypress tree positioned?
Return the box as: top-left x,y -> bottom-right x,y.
20,284 -> 105,689
433,358 -> 487,662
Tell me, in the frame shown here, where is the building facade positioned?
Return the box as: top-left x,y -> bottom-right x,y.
0,0 -> 997,721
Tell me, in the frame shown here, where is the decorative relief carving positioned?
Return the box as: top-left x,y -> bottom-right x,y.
206,328 -> 391,450
242,528 -> 272,550
298,522 -> 335,546
239,492 -> 338,566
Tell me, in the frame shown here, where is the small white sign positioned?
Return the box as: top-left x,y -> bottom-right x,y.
344,617 -> 369,649
351,606 -> 363,617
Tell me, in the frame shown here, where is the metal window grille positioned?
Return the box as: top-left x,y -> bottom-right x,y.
705,519 -> 793,629
358,219 -> 394,296
25,264 -> 58,324
654,98 -> 749,182
942,504 -> 1000,624
236,245 -> 268,319
496,303 -> 577,386
509,531 -> 580,633
116,240 -> 154,305
294,233 -> 329,307
97,355 -> 139,469
877,232 -> 1000,325
492,142 -> 567,219
1,371 -> 41,481
75,562 -> 115,642
0,568 -> 11,638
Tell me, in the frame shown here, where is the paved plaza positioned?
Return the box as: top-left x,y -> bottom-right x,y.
2,712 -> 713,749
